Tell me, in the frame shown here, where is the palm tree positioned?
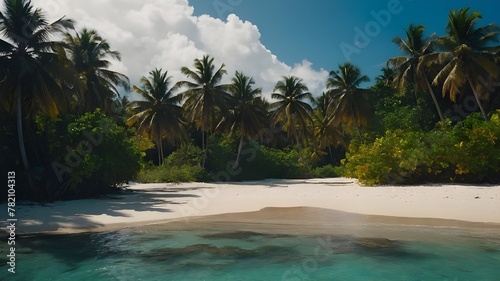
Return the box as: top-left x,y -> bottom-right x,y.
0,0 -> 74,172
376,66 -> 396,87
388,24 -> 445,121
218,71 -> 268,168
179,55 -> 229,165
327,62 -> 370,140
112,94 -> 129,118
127,69 -> 184,165
311,93 -> 344,163
423,8 -> 500,120
64,28 -> 129,115
271,76 -> 313,160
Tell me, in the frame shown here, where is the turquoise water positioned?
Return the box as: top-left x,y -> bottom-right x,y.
2,223 -> 500,280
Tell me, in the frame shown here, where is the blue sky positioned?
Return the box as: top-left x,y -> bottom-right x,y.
189,0 -> 500,84
22,0 -> 500,98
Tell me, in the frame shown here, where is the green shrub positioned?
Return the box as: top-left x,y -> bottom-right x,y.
205,135 -> 308,181
166,143 -> 204,167
380,105 -> 424,131
340,112 -> 500,185
451,113 -> 500,181
206,134 -> 238,178
54,109 -> 142,198
138,143 -> 209,183
373,88 -> 438,132
310,165 -> 339,178
254,146 -> 307,179
137,164 -> 209,183
341,129 -> 426,185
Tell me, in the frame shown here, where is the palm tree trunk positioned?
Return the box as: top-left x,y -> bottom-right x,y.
233,134 -> 244,169
201,130 -> 206,167
205,131 -> 211,165
157,135 -> 161,166
17,88 -> 29,170
291,118 -> 303,161
295,134 -> 303,161
200,113 -> 207,167
156,123 -> 163,165
328,146 -> 334,163
160,138 -> 164,164
468,79 -> 489,120
17,87 -> 37,199
424,73 -> 445,122
412,71 -> 419,104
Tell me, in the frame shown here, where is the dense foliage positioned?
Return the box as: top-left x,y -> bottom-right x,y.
1,1 -> 500,201
59,110 -> 142,198
137,143 -> 208,183
341,112 -> 500,185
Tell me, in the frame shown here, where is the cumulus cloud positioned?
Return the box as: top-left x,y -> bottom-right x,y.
26,0 -> 328,99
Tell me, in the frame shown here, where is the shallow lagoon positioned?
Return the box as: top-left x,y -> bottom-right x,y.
2,207 -> 500,280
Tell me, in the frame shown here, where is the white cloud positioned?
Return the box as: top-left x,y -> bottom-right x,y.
291,60 -> 329,96
25,0 -> 328,99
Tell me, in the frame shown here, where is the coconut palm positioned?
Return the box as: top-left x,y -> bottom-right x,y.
271,76 -> 313,159
327,62 -> 370,140
376,66 -> 396,87
310,93 -> 344,163
127,69 -> 184,165
111,94 -> 130,120
0,0 -> 74,171
423,8 -> 500,120
64,28 -> 129,115
388,24 -> 445,121
218,71 -> 268,168
179,55 -> 229,165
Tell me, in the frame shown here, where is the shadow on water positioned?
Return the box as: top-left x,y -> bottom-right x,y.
12,229 -> 305,276
15,232 -> 102,273
330,237 -> 433,260
139,243 -> 304,270
134,233 -> 433,274
3,203 -> 499,280
10,229 -> 161,278
3,224 -> 500,280
199,231 -> 292,241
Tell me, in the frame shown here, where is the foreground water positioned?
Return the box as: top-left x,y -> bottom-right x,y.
2,208 -> 500,280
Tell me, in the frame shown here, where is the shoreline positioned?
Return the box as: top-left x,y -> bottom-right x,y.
2,178 -> 500,235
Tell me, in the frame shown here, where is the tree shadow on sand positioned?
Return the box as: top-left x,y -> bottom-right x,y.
1,184 -> 212,234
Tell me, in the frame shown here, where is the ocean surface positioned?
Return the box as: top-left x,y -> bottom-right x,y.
2,208 -> 500,280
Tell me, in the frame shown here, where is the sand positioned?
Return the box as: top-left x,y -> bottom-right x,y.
2,178 -> 500,234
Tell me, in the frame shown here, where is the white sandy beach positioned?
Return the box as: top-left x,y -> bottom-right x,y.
2,178 -> 500,234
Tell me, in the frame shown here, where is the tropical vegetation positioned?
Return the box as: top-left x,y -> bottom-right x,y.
1,0 -> 499,201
